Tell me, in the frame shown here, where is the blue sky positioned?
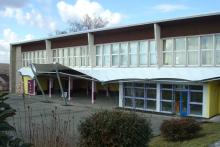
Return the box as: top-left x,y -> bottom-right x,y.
0,0 -> 220,63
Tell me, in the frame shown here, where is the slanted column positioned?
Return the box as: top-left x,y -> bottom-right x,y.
154,23 -> 162,67
49,77 -> 52,98
68,76 -> 71,101
45,40 -> 53,63
119,82 -> 123,107
91,80 -> 96,104
88,33 -> 95,67
106,84 -> 109,97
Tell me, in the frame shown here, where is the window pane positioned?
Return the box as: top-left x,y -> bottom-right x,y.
103,44 -> 111,55
161,102 -> 172,112
140,54 -> 147,65
189,85 -> 203,90
135,99 -> 144,109
120,43 -> 128,54
216,50 -> 220,65
147,100 -> 156,110
96,46 -> 101,55
75,47 -> 80,56
130,54 -> 137,65
135,88 -> 144,98
96,56 -> 101,66
134,83 -> 144,87
175,38 -> 185,51
163,39 -> 173,51
112,55 -> 119,66
202,51 -> 213,65
163,53 -> 172,65
120,55 -> 127,66
140,41 -> 148,53
103,56 -> 110,66
161,84 -> 172,89
150,40 -> 157,65
124,98 -> 133,107
190,104 -> 202,115
161,90 -> 173,100
147,89 -> 156,99
125,88 -> 133,96
190,92 -> 202,103
187,37 -> 199,50
112,44 -> 119,54
150,40 -> 156,53
188,51 -> 198,65
216,35 -> 220,49
201,36 -> 213,49
130,42 -> 138,54
175,52 -> 186,65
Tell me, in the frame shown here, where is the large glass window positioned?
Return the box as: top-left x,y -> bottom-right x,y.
129,42 -> 138,66
139,41 -> 148,65
163,39 -> 173,65
112,43 -> 119,66
161,84 -> 173,112
81,47 -> 86,66
187,37 -> 199,65
96,46 -> 102,66
120,42 -> 128,66
215,35 -> 220,65
201,35 -> 213,65
103,44 -> 111,67
174,38 -> 186,65
149,40 -> 157,65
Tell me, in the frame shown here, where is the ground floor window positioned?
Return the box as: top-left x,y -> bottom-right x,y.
122,82 -> 203,116
123,82 -> 157,111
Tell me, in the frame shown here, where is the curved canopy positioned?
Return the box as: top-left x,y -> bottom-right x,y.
18,64 -> 220,82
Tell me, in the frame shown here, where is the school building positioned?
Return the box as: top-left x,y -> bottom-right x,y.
10,12 -> 220,118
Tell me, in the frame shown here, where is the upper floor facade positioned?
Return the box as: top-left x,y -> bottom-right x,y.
11,13 -> 220,69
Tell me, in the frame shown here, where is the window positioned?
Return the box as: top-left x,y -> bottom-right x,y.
139,41 -> 148,65
120,42 -> 128,66
112,43 -> 119,66
187,37 -> 199,65
201,35 -> 213,65
64,48 -> 69,66
149,40 -> 157,65
81,47 -> 86,66
174,38 -> 186,65
103,44 -> 111,67
160,84 -> 173,112
163,39 -> 173,65
215,35 -> 220,65
129,42 -> 138,66
96,46 -> 102,66
75,47 -> 81,66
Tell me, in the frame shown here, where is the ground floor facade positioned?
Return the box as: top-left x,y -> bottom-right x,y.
21,73 -> 220,118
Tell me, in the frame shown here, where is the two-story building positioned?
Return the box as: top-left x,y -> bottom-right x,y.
10,12 -> 220,118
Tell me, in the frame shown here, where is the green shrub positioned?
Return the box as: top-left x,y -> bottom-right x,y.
160,118 -> 201,141
78,110 -> 152,147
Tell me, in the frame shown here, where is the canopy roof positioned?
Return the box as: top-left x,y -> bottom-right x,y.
18,64 -> 220,83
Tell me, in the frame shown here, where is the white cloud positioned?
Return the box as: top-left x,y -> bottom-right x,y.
0,28 -> 33,63
0,7 -> 57,31
57,0 -> 122,26
153,4 -> 188,12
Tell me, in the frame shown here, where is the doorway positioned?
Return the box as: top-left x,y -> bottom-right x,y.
175,91 -> 188,116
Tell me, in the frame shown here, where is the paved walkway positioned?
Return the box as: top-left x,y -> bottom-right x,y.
7,94 -> 176,136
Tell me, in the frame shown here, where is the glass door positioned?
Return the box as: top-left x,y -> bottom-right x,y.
174,91 -> 188,116
180,91 -> 188,116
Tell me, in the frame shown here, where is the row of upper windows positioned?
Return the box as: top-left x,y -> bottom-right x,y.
21,33 -> 220,68
95,40 -> 157,67
22,50 -> 46,67
163,34 -> 220,66
52,46 -> 90,67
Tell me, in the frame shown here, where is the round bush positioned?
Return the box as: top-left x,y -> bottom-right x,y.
78,110 -> 152,147
160,118 -> 201,141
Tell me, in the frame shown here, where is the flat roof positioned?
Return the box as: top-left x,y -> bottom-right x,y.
11,11 -> 220,46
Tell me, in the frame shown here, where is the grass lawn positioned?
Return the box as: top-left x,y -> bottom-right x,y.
149,122 -> 220,147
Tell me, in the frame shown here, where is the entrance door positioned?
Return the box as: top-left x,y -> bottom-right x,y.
175,91 -> 188,116
180,91 -> 188,116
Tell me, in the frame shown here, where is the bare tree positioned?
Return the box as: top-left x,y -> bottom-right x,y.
55,14 -> 108,35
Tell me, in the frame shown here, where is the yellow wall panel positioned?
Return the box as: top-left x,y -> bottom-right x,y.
207,81 -> 220,117
23,76 -> 32,95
